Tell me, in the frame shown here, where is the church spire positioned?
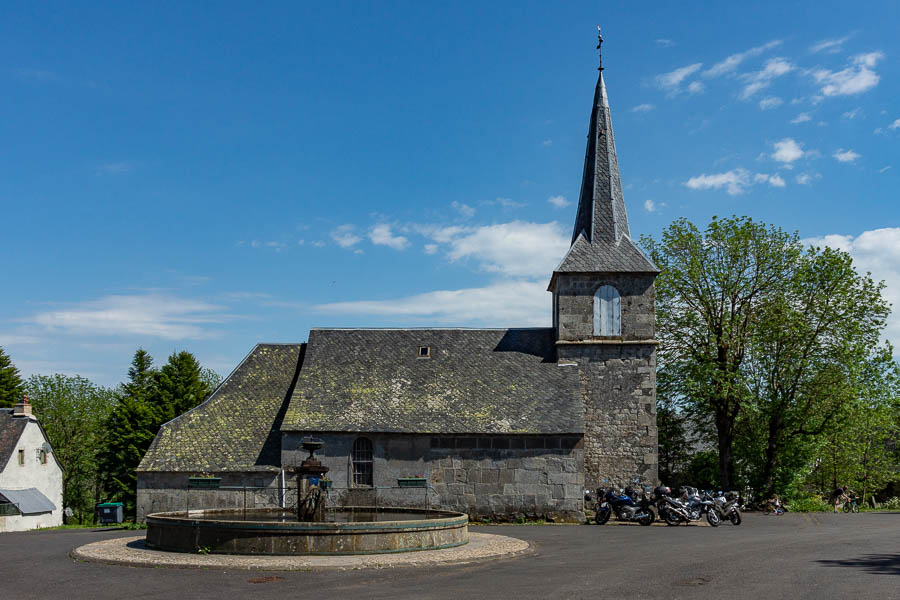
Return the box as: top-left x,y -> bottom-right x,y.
570,26 -> 629,246
551,29 -> 657,280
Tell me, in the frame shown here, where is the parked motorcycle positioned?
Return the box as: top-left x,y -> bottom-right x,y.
708,491 -> 742,525
655,486 -> 720,526
595,486 -> 655,526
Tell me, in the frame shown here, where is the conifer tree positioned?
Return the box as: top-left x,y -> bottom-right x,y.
149,350 -> 212,423
0,346 -> 25,408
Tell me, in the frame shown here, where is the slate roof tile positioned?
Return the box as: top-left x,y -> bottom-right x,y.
282,328 -> 583,435
138,344 -> 303,473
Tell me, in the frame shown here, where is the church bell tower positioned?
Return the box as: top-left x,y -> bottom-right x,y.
548,28 -> 659,490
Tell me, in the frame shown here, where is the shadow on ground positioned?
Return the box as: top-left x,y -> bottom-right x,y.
817,554 -> 900,576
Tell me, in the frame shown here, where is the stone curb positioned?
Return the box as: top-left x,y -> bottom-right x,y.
71,532 -> 533,572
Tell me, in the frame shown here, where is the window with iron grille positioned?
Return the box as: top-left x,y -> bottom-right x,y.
351,437 -> 374,487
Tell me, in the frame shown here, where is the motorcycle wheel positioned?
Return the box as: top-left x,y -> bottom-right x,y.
596,507 -> 612,525
730,510 -> 742,526
706,510 -> 720,527
664,510 -> 681,526
638,510 -> 655,526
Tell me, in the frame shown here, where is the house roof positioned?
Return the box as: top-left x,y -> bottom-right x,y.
281,328 -> 584,435
138,343 -> 304,473
0,487 -> 56,515
0,409 -> 28,470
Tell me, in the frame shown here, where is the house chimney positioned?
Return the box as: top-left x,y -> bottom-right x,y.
12,394 -> 32,418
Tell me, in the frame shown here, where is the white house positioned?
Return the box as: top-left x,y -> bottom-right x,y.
0,397 -> 63,532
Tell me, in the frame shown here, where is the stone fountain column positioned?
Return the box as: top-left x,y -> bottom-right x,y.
296,439 -> 329,522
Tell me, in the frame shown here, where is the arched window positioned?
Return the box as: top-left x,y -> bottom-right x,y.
593,285 -> 621,336
351,437 -> 374,486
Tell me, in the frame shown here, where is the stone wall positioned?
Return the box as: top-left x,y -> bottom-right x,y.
558,343 -> 657,492
136,471 -> 282,521
553,272 -> 658,492
281,432 -> 584,522
555,273 -> 655,341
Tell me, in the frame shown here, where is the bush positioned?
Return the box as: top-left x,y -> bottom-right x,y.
881,496 -> 900,510
785,495 -> 830,512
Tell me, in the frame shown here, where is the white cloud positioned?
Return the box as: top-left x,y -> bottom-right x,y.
803,228 -> 900,347
548,195 -> 570,208
889,119 -> 900,130
686,81 -> 705,95
541,139 -> 553,147
878,166 -> 892,174
423,244 -> 438,254
330,224 -> 362,248
704,40 -> 782,77
655,63 -> 703,94
94,161 -> 134,175
369,224 -> 409,250
795,172 -> 820,185
487,197 -> 526,209
753,173 -> 787,187
314,280 -> 550,327
631,103 -> 655,112
451,201 -> 476,218
833,149 -> 860,163
656,39 -> 675,48
26,294 -> 226,340
843,107 -> 862,120
791,113 -> 812,124
771,138 -> 805,164
739,58 -> 794,99
809,36 -> 850,54
643,199 -> 666,212
769,174 -> 786,187
813,52 -> 883,96
685,168 -> 751,195
434,221 -> 569,279
759,96 -> 783,110
685,168 -> 788,195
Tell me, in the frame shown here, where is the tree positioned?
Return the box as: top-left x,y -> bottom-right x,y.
26,374 -> 116,523
99,349 -> 157,511
149,350 -> 213,423
741,247 -> 891,495
0,346 -> 25,408
100,349 -> 216,514
642,216 -> 800,489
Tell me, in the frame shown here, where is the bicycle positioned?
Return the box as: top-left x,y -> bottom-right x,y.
842,495 -> 860,513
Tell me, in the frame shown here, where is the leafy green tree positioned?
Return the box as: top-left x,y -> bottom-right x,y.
0,346 -> 25,408
642,216 -> 800,490
149,350 -> 213,422
26,374 -> 116,523
99,349 -> 157,511
741,246 -> 891,495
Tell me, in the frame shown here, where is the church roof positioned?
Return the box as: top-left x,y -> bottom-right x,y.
554,37 -> 657,279
138,344 -> 304,473
281,328 -> 584,435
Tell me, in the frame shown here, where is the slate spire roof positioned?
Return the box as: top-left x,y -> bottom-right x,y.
553,32 -> 658,279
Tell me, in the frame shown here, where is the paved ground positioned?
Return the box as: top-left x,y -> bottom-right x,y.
1,512 -> 897,599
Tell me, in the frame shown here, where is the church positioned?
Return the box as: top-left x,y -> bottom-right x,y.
137,36 -> 659,523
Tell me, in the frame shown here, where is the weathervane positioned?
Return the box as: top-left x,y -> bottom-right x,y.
596,25 -> 604,72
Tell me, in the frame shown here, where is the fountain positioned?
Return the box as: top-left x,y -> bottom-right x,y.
144,439 -> 468,555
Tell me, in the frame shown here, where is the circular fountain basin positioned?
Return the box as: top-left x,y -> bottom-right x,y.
145,507 -> 469,555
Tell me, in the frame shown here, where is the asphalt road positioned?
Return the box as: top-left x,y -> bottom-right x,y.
1,512 -> 897,600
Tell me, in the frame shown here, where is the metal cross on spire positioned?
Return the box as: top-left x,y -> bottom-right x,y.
596,25 -> 604,71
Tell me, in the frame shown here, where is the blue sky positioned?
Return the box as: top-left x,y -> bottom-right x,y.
2,1 -> 899,386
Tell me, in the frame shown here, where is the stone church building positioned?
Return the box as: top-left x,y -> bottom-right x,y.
137,42 -> 658,522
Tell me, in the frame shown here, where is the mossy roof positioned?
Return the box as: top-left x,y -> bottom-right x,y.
138,343 -> 303,473
282,328 -> 583,434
